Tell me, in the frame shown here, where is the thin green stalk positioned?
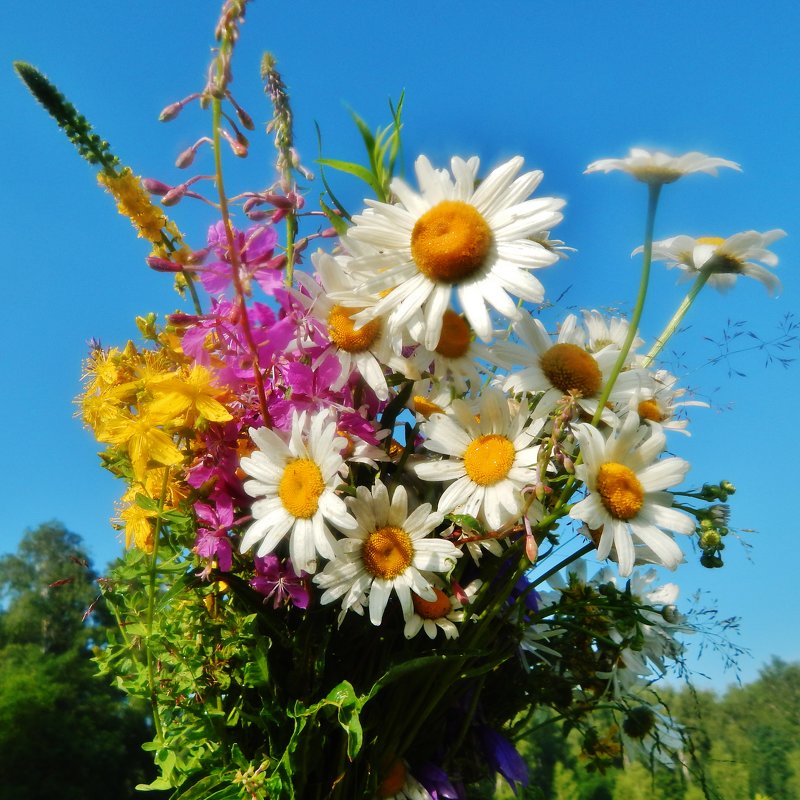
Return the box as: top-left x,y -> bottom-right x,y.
641,269 -> 712,367
284,211 -> 298,288
590,183 -> 662,426
531,541 -> 594,589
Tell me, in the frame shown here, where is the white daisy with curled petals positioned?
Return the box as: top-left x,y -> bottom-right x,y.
633,369 -> 708,436
569,410 -> 695,577
403,579 -> 482,641
314,479 -> 461,626
585,148 -> 740,185
239,410 -> 357,574
344,154 -> 565,348
414,387 -> 543,531
642,230 -> 786,295
493,313 -> 643,424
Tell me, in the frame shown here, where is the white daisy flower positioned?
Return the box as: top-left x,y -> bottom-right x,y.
633,369 -> 708,436
314,480 -> 461,626
569,410 -> 695,576
581,309 -> 643,355
403,578 -> 482,640
585,147 -> 740,185
407,309 -> 503,393
408,378 -> 458,422
643,229 -> 786,295
294,251 -> 413,400
239,410 -> 357,574
345,154 -> 565,348
620,704 -> 686,768
414,387 -> 543,531
493,313 -> 643,424
374,759 -> 432,800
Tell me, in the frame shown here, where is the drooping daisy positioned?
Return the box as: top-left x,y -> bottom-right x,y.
294,250 -> 410,400
569,409 -> 695,576
620,704 -> 686,768
494,313 -> 643,424
239,410 -> 357,574
643,229 -> 786,294
314,480 -> 461,626
414,387 -> 543,531
581,309 -> 643,355
585,148 -> 740,185
344,154 -> 565,348
403,578 -> 482,640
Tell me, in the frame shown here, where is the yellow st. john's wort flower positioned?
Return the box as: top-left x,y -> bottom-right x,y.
149,364 -> 233,425
98,409 -> 184,480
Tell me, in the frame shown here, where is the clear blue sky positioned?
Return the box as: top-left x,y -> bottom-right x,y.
2,0 -> 798,689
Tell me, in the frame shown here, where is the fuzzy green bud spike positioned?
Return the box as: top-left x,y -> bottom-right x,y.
14,61 -> 119,172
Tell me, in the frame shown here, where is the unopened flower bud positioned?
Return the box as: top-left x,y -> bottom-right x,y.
721,480 -> 736,495
623,707 -> 656,740
320,227 -> 339,238
662,604 -> 681,624
700,552 -> 724,569
159,101 -> 184,122
175,145 -> 198,169
699,530 -> 722,551
142,178 -> 171,196
146,256 -> 183,273
161,184 -> 188,206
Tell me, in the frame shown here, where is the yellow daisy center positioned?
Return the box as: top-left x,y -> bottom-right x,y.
435,309 -> 472,359
463,434 -> 516,486
413,395 -> 444,418
362,525 -> 414,579
695,237 -> 743,273
377,758 -> 407,798
412,587 -> 452,619
540,343 -> 602,397
278,458 -> 325,519
638,399 -> 666,423
696,236 -> 725,246
411,200 -> 492,283
327,305 -> 380,353
596,462 -> 644,521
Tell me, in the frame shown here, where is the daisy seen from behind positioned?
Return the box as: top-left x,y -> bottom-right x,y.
344,154 -> 565,348
414,387 -> 543,531
314,479 -> 461,626
239,409 -> 357,574
585,148 -> 740,184
569,409 -> 695,576
645,229 -> 786,295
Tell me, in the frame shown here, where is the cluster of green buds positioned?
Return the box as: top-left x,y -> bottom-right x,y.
695,487 -> 734,568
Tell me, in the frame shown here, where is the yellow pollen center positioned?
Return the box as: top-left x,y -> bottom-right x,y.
412,587 -> 452,619
377,758 -> 407,798
463,434 -> 515,486
696,236 -> 725,246
638,399 -> 666,423
540,343 -> 602,397
596,462 -> 644,521
278,458 -> 325,519
413,395 -> 444,418
411,200 -> 492,283
327,305 -> 380,353
362,525 -> 414,579
435,309 -> 472,359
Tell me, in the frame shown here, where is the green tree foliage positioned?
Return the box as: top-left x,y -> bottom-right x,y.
0,522 -> 162,800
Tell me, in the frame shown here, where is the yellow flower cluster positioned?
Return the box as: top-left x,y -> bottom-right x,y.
80,338 -> 233,551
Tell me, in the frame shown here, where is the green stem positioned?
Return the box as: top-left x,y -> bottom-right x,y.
144,467 -> 171,745
590,183 -> 662,426
284,211 -> 298,288
641,269 -> 712,367
531,541 -> 594,589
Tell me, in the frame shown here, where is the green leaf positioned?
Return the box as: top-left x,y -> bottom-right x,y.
317,157 -> 381,195
446,513 -> 486,535
319,195 -> 349,237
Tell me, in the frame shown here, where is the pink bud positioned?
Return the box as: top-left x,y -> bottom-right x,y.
452,580 -> 469,606
162,184 -> 187,206
320,227 -> 339,238
245,210 -> 273,221
142,178 -> 171,196
272,208 -> 287,224
175,145 -> 197,169
159,101 -> 183,122
146,256 -> 182,273
525,533 -> 539,564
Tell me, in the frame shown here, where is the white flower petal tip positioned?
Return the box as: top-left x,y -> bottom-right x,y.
585,148 -> 741,185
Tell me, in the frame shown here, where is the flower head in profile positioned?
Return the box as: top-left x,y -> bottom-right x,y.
585,148 -> 740,185
239,410 -> 357,574
313,480 -> 461,626
345,154 -> 565,347
569,410 -> 695,576
403,579 -> 481,640
645,229 -> 786,295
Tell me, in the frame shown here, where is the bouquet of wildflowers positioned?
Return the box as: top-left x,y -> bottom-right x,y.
16,2 -> 786,798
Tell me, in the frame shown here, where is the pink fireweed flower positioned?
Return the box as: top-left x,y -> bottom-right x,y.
199,221 -> 281,295
250,554 -> 310,609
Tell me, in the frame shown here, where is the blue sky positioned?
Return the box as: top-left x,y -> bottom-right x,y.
3,0 -> 799,689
